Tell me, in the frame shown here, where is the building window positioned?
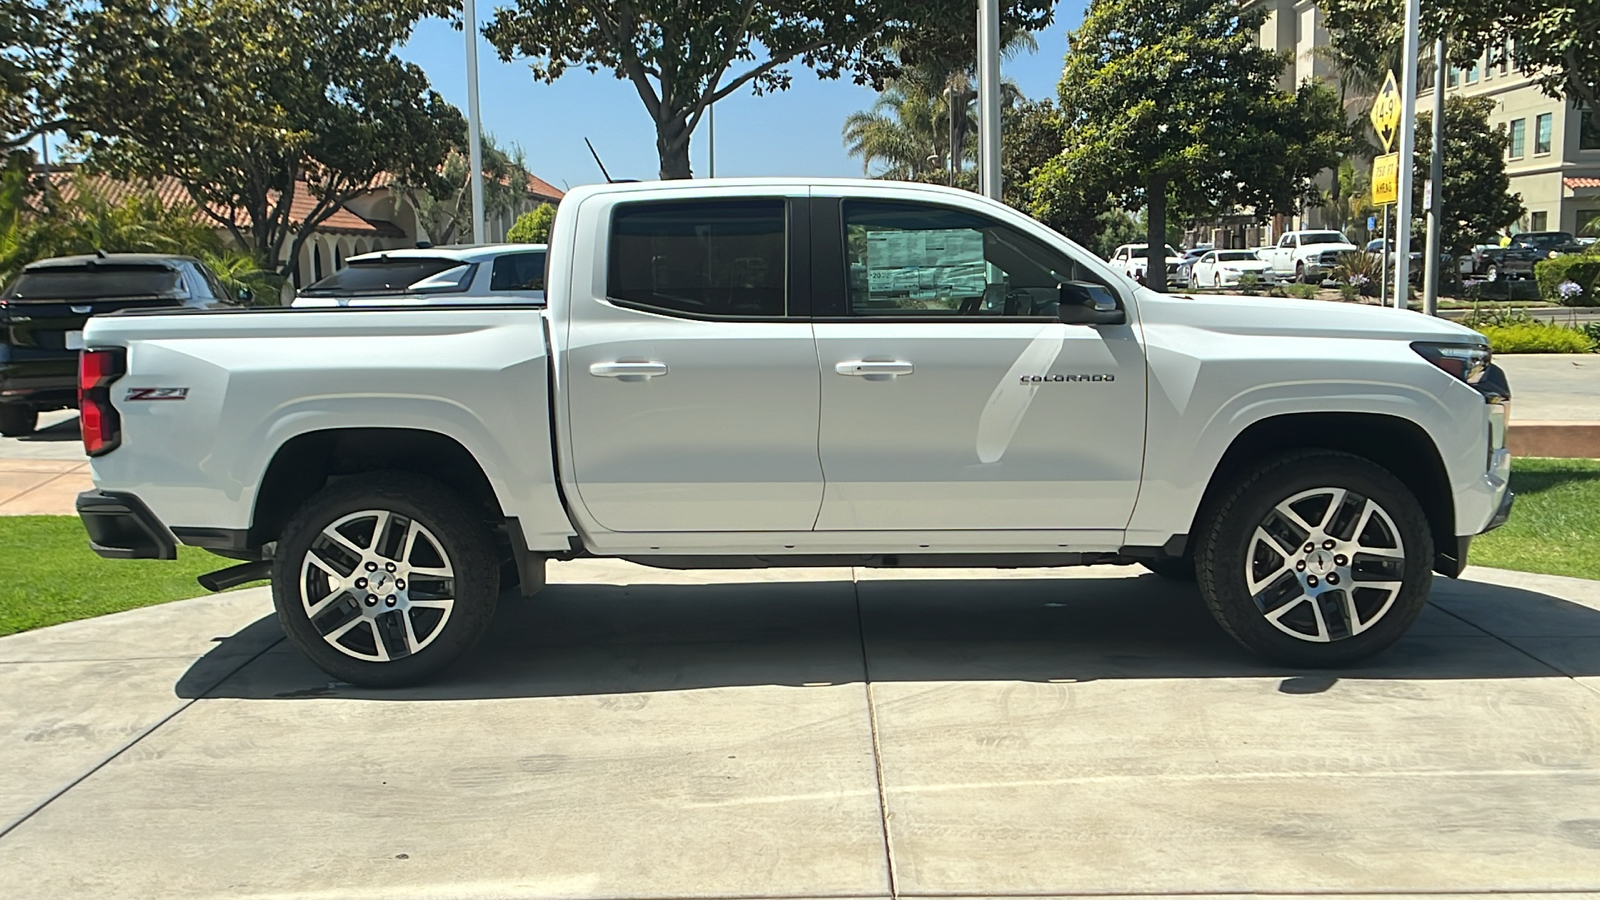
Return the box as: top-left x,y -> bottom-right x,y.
1448,65 -> 1459,89
1508,119 -> 1526,159
1582,111 -> 1600,151
1531,211 -> 1549,231
1465,61 -> 1479,84
1535,113 -> 1553,154
1579,209 -> 1600,236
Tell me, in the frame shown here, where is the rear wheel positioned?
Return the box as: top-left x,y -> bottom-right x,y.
1485,263 -> 1500,282
0,405 -> 37,437
1195,451 -> 1433,666
271,473 -> 500,687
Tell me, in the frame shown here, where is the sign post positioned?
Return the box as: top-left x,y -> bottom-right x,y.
1369,71 -> 1405,309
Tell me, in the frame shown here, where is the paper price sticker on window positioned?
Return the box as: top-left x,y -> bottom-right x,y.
1372,153 -> 1400,205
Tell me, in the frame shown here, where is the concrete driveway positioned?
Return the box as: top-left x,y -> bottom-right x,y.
2,560 -> 1599,899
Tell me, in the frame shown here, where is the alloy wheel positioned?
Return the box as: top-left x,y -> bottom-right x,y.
298,509 -> 457,662
1244,487 -> 1406,642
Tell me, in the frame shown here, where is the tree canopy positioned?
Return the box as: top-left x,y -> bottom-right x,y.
1032,0 -> 1347,289
1321,0 -> 1600,111
62,0 -> 463,276
0,0 -> 70,154
484,0 -> 1053,179
393,133 -> 534,246
1412,96 -> 1523,258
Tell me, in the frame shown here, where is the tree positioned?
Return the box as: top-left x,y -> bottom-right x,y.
843,74 -> 1025,183
1036,0 -> 1347,290
0,0 -> 70,153
62,0 -> 463,276
1322,0 -> 1600,112
1411,96 -> 1523,258
484,0 -> 1053,180
393,134 -> 534,245
506,203 -> 556,243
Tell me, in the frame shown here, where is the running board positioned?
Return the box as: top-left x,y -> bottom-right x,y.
197,560 -> 272,592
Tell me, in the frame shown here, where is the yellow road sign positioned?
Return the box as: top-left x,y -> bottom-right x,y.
1370,70 -> 1402,153
1372,152 -> 1400,205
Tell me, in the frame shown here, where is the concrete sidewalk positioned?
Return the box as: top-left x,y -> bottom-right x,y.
0,411 -> 92,516
1,560 -> 1598,898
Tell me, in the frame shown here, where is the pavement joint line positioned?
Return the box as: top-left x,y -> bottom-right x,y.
1426,599 -> 1590,685
0,469 -> 73,508
852,566 -> 900,900
0,633 -> 284,843
894,891 -> 1600,897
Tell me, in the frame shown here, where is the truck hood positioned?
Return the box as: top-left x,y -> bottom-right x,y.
1144,290 -> 1485,343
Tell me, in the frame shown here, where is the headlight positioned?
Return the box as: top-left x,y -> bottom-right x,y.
1548,250 -> 1560,259
1412,341 -> 1491,384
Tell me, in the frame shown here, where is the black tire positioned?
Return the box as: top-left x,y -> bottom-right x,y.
1195,450 -> 1433,667
1139,557 -> 1197,581
271,473 -> 500,687
0,405 -> 37,437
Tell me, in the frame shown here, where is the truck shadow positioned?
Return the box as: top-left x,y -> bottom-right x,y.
178,572 -> 1600,701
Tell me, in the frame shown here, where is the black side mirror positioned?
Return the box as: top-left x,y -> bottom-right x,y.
1057,282 -> 1126,325
236,287 -> 254,304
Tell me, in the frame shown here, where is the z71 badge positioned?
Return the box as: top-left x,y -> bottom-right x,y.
124,387 -> 189,401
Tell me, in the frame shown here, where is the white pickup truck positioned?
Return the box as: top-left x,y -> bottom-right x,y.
74,179 -> 1513,686
1262,230 -> 1363,284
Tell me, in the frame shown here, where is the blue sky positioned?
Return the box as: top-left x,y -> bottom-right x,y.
397,2 -> 1089,191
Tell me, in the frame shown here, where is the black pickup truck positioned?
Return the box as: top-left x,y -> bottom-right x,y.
1465,231 -> 1585,282
0,253 -> 243,435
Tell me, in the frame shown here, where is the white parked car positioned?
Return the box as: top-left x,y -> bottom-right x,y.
1189,249 -> 1277,288
1108,243 -> 1185,286
75,178 -> 1512,686
291,244 -> 547,307
1261,230 -> 1362,284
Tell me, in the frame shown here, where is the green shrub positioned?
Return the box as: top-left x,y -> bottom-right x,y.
1282,283 -> 1319,300
506,203 -> 556,244
1534,255 -> 1600,305
1473,321 -> 1596,353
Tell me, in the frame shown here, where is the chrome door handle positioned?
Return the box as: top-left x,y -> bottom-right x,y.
835,360 -> 914,379
589,360 -> 668,380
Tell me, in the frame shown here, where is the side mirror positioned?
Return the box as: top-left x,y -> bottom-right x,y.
236,287 -> 254,304
1057,282 -> 1126,325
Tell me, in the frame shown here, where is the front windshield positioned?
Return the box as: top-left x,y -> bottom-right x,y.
1300,232 -> 1350,245
299,257 -> 474,296
1520,232 -> 1573,248
1134,245 -> 1181,258
1216,251 -> 1258,262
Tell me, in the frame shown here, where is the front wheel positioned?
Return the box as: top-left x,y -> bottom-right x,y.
271,473 -> 500,687
0,405 -> 37,437
1195,451 -> 1433,667
1485,263 -> 1500,283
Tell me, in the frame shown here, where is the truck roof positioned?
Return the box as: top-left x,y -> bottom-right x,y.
23,253 -> 199,270
560,177 -> 994,204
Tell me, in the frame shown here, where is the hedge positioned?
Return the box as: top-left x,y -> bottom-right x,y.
1474,322 -> 1597,353
1533,255 -> 1600,306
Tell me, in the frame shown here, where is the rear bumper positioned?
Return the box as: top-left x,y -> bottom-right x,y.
76,489 -> 177,560
0,358 -> 78,408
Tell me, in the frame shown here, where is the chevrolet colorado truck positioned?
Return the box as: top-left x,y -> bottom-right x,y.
74,179 -> 1513,687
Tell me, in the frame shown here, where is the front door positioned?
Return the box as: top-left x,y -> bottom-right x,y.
563,195 -> 823,533
811,197 -> 1147,532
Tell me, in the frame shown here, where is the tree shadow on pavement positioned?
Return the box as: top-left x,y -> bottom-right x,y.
178,571 -> 1600,702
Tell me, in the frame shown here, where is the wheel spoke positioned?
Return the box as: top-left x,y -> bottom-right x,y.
402,611 -> 421,654
1253,526 -> 1297,562
1317,488 -> 1348,530
367,619 -> 390,662
320,525 -> 366,560
323,616 -> 365,644
401,519 -> 422,566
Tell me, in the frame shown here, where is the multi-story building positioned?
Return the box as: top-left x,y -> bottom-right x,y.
1251,0 -> 1600,240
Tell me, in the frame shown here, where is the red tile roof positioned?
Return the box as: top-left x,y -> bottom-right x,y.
47,171 -> 405,237
1566,177 -> 1600,190
525,173 -> 564,201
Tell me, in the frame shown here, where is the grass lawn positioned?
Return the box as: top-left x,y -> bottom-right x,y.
1472,457 -> 1600,581
0,515 -> 242,637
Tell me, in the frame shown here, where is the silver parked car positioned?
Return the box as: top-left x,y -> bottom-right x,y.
292,244 -> 547,307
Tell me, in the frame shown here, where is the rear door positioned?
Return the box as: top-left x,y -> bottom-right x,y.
561,193 -> 824,533
809,196 -> 1147,532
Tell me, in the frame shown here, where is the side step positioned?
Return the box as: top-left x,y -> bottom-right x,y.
197,560 -> 272,592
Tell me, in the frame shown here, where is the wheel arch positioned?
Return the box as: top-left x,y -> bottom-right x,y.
1187,412 -> 1458,575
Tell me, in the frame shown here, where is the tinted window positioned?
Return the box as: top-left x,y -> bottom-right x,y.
608,199 -> 785,316
299,258 -> 471,296
489,251 -> 546,292
842,200 -> 1106,317
1216,251 -> 1259,262
194,263 -> 230,301
4,265 -> 180,300
1300,232 -> 1349,245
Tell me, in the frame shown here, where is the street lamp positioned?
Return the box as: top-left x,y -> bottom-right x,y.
977,0 -> 1001,201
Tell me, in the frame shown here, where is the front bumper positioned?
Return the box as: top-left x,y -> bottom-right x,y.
76,490 -> 177,560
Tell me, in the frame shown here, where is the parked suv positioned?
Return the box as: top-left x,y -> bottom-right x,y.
291,244 -> 548,307
0,253 -> 240,436
1465,232 -> 1584,282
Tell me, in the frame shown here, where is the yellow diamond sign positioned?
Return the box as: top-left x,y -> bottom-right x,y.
1372,152 -> 1400,205
1369,70 -> 1402,153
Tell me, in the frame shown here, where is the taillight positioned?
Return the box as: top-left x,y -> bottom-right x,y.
78,348 -> 126,456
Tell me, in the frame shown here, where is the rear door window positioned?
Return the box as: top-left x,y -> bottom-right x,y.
4,265 -> 180,300
608,199 -> 786,317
